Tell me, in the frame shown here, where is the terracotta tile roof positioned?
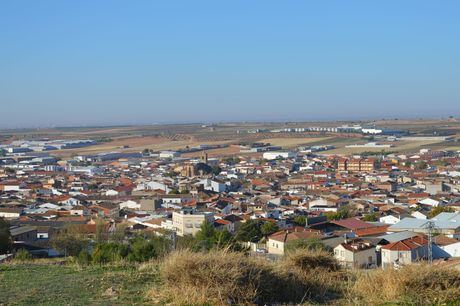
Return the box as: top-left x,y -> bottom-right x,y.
381,236 -> 428,251
269,228 -> 322,243
331,218 -> 376,230
433,235 -> 459,246
339,239 -> 375,253
355,225 -> 389,237
214,219 -> 231,225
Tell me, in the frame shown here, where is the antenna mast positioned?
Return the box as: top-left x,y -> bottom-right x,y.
427,220 -> 435,265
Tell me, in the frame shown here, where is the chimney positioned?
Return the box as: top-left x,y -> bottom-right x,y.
344,233 -> 348,244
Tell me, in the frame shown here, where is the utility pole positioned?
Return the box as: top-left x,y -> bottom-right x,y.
171,231 -> 177,250
427,220 -> 435,265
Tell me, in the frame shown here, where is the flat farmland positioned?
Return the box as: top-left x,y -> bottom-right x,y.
262,137 -> 333,148
52,137 -> 236,158
181,145 -> 243,158
325,140 -> 447,155
2,119 -> 459,158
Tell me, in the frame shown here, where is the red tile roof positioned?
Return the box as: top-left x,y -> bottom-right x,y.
331,218 -> 376,230
381,236 -> 428,251
355,225 -> 389,237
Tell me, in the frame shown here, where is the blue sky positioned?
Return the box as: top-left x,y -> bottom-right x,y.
1,1 -> 459,128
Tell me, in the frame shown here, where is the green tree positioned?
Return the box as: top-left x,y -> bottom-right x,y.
261,221 -> 280,237
51,225 -> 88,257
213,229 -> 235,249
176,235 -> 198,250
415,161 -> 428,170
211,166 -> 222,175
324,206 -> 353,221
92,242 -> 129,264
222,157 -> 241,165
0,218 -> 11,254
127,235 -> 170,262
363,212 -> 378,222
235,220 -> 264,243
428,206 -> 454,218
110,224 -> 127,243
95,219 -> 108,244
293,215 -> 306,227
195,163 -> 212,174
285,238 -> 330,253
193,221 -> 240,251
77,250 -> 91,265
194,221 -> 217,251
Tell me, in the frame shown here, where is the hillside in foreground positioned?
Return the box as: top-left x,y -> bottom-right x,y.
1,250 -> 459,305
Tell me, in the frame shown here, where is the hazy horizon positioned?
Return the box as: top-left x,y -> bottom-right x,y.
2,1 -> 460,128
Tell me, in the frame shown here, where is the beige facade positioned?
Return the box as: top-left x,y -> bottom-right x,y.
334,243 -> 377,268
337,158 -> 375,173
172,211 -> 213,236
267,238 -> 285,255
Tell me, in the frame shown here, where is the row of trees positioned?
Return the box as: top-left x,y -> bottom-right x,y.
172,219 -> 281,252
50,222 -> 171,265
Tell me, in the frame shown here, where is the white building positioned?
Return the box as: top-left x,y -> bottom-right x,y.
263,151 -> 296,160
119,200 -> 141,210
159,151 -> 180,159
198,179 -> 226,192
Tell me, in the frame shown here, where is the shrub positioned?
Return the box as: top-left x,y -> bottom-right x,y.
77,250 -> 91,265
15,248 -> 32,261
352,264 -> 460,304
285,237 -> 331,253
92,242 -> 129,264
127,236 -> 170,262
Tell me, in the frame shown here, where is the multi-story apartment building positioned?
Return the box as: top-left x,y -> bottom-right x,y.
337,158 -> 375,172
172,208 -> 214,236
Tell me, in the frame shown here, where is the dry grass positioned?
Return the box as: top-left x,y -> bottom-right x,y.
157,250 -> 279,305
277,249 -> 346,303
351,264 -> 460,305
156,248 -> 345,305
282,248 -> 340,271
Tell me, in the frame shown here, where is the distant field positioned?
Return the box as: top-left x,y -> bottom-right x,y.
325,140 -> 447,155
262,137 -> 333,148
181,145 -> 242,158
2,119 -> 459,156
52,137 -> 236,158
